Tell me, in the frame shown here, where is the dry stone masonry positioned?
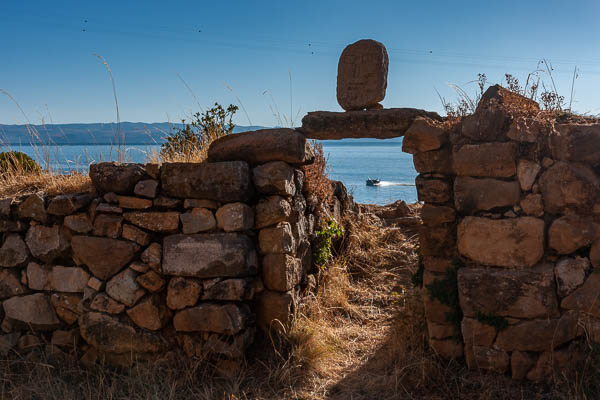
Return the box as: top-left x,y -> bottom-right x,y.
0,130 -> 324,369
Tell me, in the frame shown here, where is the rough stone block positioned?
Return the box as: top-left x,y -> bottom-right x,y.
402,117 -> 448,154
253,161 -> 296,196
136,270 -> 166,292
64,213 -> 92,233
202,278 -> 254,301
123,211 -> 179,232
90,293 -> 125,314
72,236 -> 139,280
413,148 -> 452,174
255,196 -> 292,229
452,143 -> 516,177
415,176 -> 451,204
89,162 -> 146,194
173,303 -> 249,334
418,225 -> 455,257
161,161 -> 253,202
555,257 -> 590,298
0,234 -> 29,267
106,268 -> 145,307
539,161 -> 600,214
256,290 -> 295,333
215,203 -> 254,232
259,222 -> 296,255
458,217 -> 544,267
126,296 -> 170,331
166,277 -> 202,310
47,193 -> 90,216
262,254 -> 302,292
461,106 -> 510,142
92,214 -> 123,238
25,225 -> 68,263
550,123 -> 600,165
133,179 -> 159,198
121,224 -> 150,246
163,233 -> 258,278
429,338 -> 463,359
208,128 -> 315,166
180,208 -> 216,234
117,196 -> 153,210
520,194 -> 544,217
562,273 -> 600,317
26,262 -> 89,293
517,160 -> 541,191
454,177 -> 520,213
17,194 -> 47,223
0,269 -> 25,299
3,293 -> 60,330
511,351 -> 536,380
548,215 -> 597,254
420,204 -> 456,226
458,264 -> 559,319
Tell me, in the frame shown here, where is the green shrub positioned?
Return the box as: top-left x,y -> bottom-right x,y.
0,151 -> 40,174
160,102 -> 238,162
314,219 -> 344,268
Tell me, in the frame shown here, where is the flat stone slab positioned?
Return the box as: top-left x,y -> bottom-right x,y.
162,233 -> 258,278
208,128 -> 315,166
161,161 -> 253,202
299,108 -> 442,140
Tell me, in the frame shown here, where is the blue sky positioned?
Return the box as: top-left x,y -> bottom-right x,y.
2,0 -> 600,126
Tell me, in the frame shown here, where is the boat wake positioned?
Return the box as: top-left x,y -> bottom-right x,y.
373,181 -> 415,187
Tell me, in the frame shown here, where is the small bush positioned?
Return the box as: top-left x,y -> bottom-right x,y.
160,103 -> 238,162
0,151 -> 40,174
313,218 -> 344,268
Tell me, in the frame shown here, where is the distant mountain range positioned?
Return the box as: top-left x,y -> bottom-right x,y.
0,122 -> 269,145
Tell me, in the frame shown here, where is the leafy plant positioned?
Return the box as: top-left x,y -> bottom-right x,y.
0,151 -> 40,174
160,102 -> 238,162
314,219 -> 344,268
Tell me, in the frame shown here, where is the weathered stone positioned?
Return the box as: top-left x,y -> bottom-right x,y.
550,124 -> 600,165
126,296 -> 170,331
89,162 -> 146,194
562,273 -> 600,317
256,290 -> 295,333
121,224 -> 150,246
208,128 -> 315,166
591,239 -> 600,266
0,234 -> 29,267
402,117 -> 448,154
92,213 -> 123,238
50,293 -> 80,324
420,204 -> 455,226
458,217 -> 544,267
423,257 -> 453,273
25,225 -> 68,263
461,318 -> 497,347
166,277 -> 202,310
153,196 -> 181,208
259,222 -> 296,255
64,213 -> 92,233
95,203 -> 123,214
478,84 -> 540,111
419,225 -> 454,257
47,193 -> 89,216
184,199 -> 218,209
520,194 -> 544,217
555,257 -> 590,298
90,293 -> 125,314
17,193 -> 47,223
254,196 -> 292,229
173,303 -> 249,334
79,312 -> 163,353
203,278 -> 254,301
117,196 -> 153,210
526,348 -> 574,381
129,261 -> 149,273
72,236 -> 139,280
517,160 -> 541,191
51,329 -> 78,348
511,351 -> 536,380
427,322 -> 457,340
0,219 -> 26,233
144,163 -> 160,179
133,179 -> 159,199
415,176 -> 451,204
141,243 -> 161,270
104,192 -> 119,203
495,311 -> 579,351
262,254 -> 302,292
300,108 -> 442,140
336,39 -> 388,111
412,148 -> 452,174
136,270 -> 165,292
429,339 -> 463,359
123,211 -> 179,232
215,203 -> 254,232
454,177 -> 520,213
548,215 -> 597,254
539,162 -> 600,214
423,294 -> 453,324
0,332 -> 20,355
106,268 -> 145,307
18,334 -> 42,351
453,143 -> 517,177
3,293 -> 60,330
253,161 -> 296,196
461,106 -> 510,142
469,346 -> 510,373
87,276 -> 103,291
161,161 -> 253,202
507,116 -> 544,143
458,264 -> 558,319
163,233 -> 258,278
0,198 -> 12,217
180,208 -> 216,234
0,269 -> 25,299
27,263 -> 89,293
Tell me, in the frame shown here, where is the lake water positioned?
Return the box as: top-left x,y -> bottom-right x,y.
11,139 -> 417,205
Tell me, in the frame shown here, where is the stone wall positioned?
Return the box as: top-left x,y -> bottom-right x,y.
405,84 -> 600,380
0,128 -> 320,369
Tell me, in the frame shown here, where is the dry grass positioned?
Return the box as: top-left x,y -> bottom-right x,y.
302,141 -> 334,216
0,171 -> 91,198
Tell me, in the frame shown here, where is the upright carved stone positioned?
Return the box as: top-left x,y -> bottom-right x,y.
336,39 -> 388,111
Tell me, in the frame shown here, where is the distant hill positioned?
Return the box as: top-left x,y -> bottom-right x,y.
0,122 -> 269,145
